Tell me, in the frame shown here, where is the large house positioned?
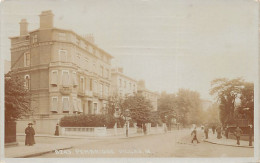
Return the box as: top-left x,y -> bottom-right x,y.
10,10 -> 113,134
111,67 -> 137,97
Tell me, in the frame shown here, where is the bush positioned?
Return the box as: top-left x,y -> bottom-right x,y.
60,114 -> 116,128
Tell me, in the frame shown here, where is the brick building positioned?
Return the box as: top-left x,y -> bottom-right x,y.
10,10 -> 113,134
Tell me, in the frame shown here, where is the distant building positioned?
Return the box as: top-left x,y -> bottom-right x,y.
111,67 -> 137,98
10,10 -> 113,134
137,80 -> 158,111
4,60 -> 11,74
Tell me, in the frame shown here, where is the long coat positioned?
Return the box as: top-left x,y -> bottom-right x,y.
25,127 -> 35,145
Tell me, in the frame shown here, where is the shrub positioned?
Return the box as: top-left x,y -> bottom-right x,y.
60,114 -> 116,128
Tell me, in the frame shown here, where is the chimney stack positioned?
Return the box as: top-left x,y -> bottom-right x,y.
138,80 -> 146,89
19,19 -> 28,36
39,10 -> 54,29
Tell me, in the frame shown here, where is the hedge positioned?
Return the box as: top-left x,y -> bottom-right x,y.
59,114 -> 116,128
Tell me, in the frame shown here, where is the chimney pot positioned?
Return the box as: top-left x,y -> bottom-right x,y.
19,19 -> 28,36
39,10 -> 54,29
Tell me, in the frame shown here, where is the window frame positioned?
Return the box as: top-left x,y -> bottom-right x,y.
62,96 -> 70,113
59,49 -> 68,62
51,70 -> 58,86
24,52 -> 30,67
62,70 -> 70,87
51,96 -> 58,113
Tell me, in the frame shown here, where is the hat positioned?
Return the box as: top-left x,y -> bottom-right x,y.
28,123 -> 33,125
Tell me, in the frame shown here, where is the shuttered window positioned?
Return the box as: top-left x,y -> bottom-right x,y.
51,70 -> 58,85
51,97 -> 58,112
62,70 -> 70,87
59,50 -> 67,62
72,72 -> 78,86
73,98 -> 78,112
62,97 -> 70,112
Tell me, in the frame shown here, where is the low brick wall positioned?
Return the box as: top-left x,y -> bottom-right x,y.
60,127 -> 107,137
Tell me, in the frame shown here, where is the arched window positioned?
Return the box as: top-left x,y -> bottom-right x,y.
24,75 -> 30,90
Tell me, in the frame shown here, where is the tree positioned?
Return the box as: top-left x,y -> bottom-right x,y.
121,93 -> 153,127
106,94 -> 124,116
5,72 -> 32,123
158,92 -> 177,128
237,82 -> 254,125
158,92 -> 177,123
210,78 -> 254,125
176,89 -> 203,126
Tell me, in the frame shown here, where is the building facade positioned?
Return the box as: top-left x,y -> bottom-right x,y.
111,67 -> 137,98
10,11 -> 113,133
137,80 -> 158,111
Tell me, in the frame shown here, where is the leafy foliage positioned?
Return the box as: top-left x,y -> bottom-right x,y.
59,114 -> 116,128
5,72 -> 32,122
210,78 -> 254,125
158,89 -> 203,127
121,94 -> 153,127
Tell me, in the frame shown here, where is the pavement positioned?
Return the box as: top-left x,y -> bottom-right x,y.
203,132 -> 254,148
5,142 -> 72,158
5,129 -> 253,158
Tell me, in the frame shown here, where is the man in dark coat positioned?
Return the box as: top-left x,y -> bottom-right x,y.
224,126 -> 229,139
25,123 -> 35,146
204,125 -> 209,139
191,127 -> 200,144
216,126 -> 222,139
234,126 -> 242,145
55,123 -> 59,136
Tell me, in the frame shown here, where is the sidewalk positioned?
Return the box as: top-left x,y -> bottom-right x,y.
203,132 -> 254,148
5,132 -> 159,158
16,132 -> 146,139
5,142 -> 72,158
16,131 -> 168,140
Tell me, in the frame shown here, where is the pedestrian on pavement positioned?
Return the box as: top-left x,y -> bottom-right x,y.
248,124 -> 253,146
224,126 -> 229,139
204,125 -> 209,139
191,127 -> 200,144
54,123 -> 59,136
216,126 -> 222,139
25,123 -> 35,146
234,126 -> 242,145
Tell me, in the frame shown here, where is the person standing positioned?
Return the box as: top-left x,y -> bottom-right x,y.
191,127 -> 200,144
216,126 -> 222,139
204,125 -> 209,139
248,124 -> 253,146
234,126 -> 242,145
225,126 -> 229,139
25,123 -> 35,146
54,123 -> 59,136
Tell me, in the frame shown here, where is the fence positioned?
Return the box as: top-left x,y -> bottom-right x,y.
60,123 -> 167,137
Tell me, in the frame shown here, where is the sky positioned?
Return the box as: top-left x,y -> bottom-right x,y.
0,0 -> 258,101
